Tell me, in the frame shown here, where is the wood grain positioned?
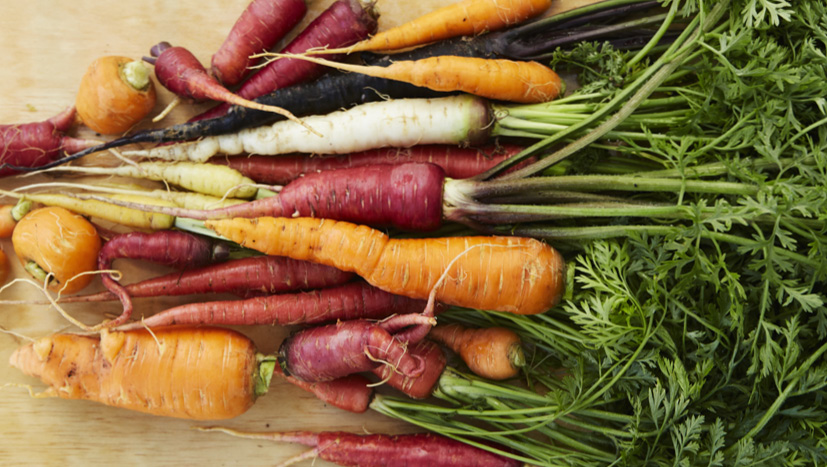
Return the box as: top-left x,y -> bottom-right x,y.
0,0 -> 595,465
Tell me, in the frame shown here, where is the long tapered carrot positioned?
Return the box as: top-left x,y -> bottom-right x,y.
206,217 -> 566,315
270,54 -> 564,103
9,326 -> 266,420
317,0 -> 552,54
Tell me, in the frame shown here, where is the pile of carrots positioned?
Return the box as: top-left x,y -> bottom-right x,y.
0,0 -> 579,465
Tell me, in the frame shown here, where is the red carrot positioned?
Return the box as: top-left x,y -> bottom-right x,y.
371,339 -> 446,399
0,107 -> 98,176
57,255 -> 354,303
279,316 -> 434,382
196,0 -> 378,121
212,143 -> 526,184
96,230 -> 232,328
145,43 -> 304,123
117,281 -> 428,330
210,0 -> 307,87
199,428 -> 522,467
277,366 -> 372,413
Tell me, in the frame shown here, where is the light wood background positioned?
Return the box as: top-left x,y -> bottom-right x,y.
0,0 -> 594,465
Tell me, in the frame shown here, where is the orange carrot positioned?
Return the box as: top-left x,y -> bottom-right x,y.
273,54 -> 564,103
9,326 -> 269,420
0,247 -> 9,285
428,323 -> 524,380
0,204 -> 16,238
320,0 -> 551,54
205,217 -> 566,315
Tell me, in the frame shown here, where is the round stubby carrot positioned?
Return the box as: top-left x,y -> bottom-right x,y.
429,323 -> 524,380
116,281 -> 428,330
75,56 -> 157,135
199,428 -> 523,467
206,217 -> 567,315
9,326 -> 266,420
328,0 -> 551,54
210,0 -> 307,87
279,54 -> 565,104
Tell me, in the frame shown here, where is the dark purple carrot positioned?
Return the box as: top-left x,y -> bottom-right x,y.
279,316 -> 434,382
196,0 -> 378,121
96,230 -> 232,328
212,143 -> 526,184
58,255 -> 354,303
116,281 -> 429,330
145,43 -> 306,124
0,107 -> 98,176
371,339 -> 446,400
276,366 -> 373,413
210,0 -> 307,87
198,428 -> 523,467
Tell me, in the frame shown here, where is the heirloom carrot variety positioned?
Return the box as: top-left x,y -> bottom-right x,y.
116,281 -> 428,329
0,107 -> 97,176
273,54 -> 564,103
145,43 -> 305,123
316,0 -> 551,54
55,255 -> 354,303
212,143 -> 525,184
196,0 -> 378,120
278,316 -> 434,382
207,216 -> 566,315
428,323 -> 524,380
276,366 -> 372,413
199,428 -> 522,467
75,56 -> 157,135
371,339 -> 446,399
210,0 -> 307,86
12,206 -> 101,294
9,326 -> 271,420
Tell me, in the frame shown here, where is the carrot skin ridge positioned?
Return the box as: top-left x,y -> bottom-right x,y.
279,319 -> 427,382
60,255 -> 354,303
210,0 -> 307,87
213,143 -> 526,185
371,339 -> 446,399
207,217 -> 567,315
117,281 -> 428,329
9,326 -> 260,420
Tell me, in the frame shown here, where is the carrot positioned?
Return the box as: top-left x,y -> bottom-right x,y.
9,326 -> 272,420
145,43 -> 306,124
0,107 -> 98,176
198,428 -> 522,467
75,56 -> 157,135
0,204 -> 19,238
317,0 -> 551,54
274,53 -> 564,103
117,281 -> 429,330
47,161 -> 259,199
210,0 -> 307,87
206,217 -> 566,315
428,323 -> 524,380
55,255 -> 354,303
279,316 -> 434,382
0,247 -> 9,285
276,367 -> 372,413
371,339 -> 446,399
195,0 -> 379,121
12,206 -> 102,294
213,144 -> 526,184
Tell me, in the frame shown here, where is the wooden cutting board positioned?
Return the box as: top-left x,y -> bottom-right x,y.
0,0 -> 594,465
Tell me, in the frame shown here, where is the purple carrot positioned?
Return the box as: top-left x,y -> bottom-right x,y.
116,281 -> 428,330
276,367 -> 373,413
58,255 -> 354,303
195,0 -> 378,121
211,143 -> 527,184
199,429 -> 523,467
210,0 -> 307,87
97,230 -> 231,328
0,107 -> 98,176
278,316 -> 434,382
371,339 -> 446,400
83,162 -> 447,231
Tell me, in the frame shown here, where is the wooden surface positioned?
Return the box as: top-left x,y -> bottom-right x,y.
0,1 -> 594,465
